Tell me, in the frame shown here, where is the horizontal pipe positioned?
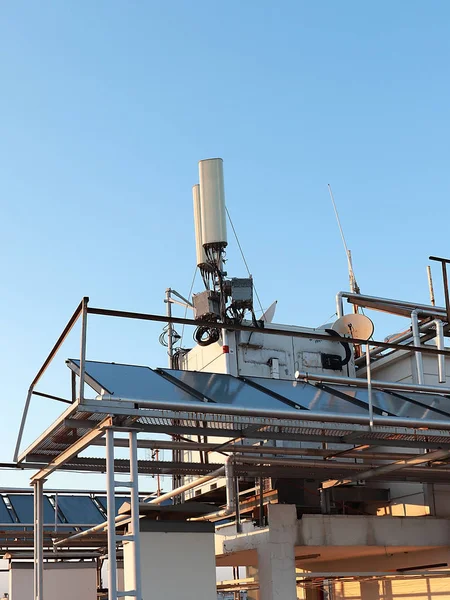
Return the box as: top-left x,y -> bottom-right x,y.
87,306 -> 450,357
337,291 -> 447,319
55,463 -> 227,547
295,371 -> 450,395
144,465 -> 225,503
98,393 -> 450,431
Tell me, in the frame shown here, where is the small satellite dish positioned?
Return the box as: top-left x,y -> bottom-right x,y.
260,300 -> 277,324
332,314 -> 374,341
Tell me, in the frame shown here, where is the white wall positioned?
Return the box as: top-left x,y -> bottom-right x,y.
123,529 -> 217,600
9,562 -> 97,600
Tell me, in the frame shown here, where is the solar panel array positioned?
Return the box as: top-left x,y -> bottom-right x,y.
0,493 -> 160,526
67,359 -> 450,423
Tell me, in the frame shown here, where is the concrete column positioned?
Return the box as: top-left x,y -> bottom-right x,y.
257,504 -> 298,600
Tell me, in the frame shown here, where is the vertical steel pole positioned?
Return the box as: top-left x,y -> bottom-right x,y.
79,296 -> 89,402
106,429 -> 118,600
165,289 -> 174,369
33,479 -> 44,600
13,387 -> 33,462
129,431 -> 142,600
411,310 -> 425,385
366,344 -> 373,428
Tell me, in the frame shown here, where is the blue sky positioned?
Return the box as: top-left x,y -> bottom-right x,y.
1,1 -> 450,488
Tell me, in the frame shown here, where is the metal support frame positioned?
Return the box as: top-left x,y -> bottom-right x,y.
79,296 -> 88,403
14,297 -> 86,461
33,479 -> 44,600
106,428 -> 142,600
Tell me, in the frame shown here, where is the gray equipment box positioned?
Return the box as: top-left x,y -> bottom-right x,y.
230,278 -> 253,309
193,291 -> 221,321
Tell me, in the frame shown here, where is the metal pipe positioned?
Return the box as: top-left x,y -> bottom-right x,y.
366,344 -> 373,428
33,479 -> 44,600
79,296 -> 89,403
98,392 -> 450,431
411,310 -> 425,385
86,306 -> 450,358
356,320 -> 435,364
435,319 -> 446,384
294,370 -> 450,395
106,429 -> 117,600
336,292 -> 344,319
147,464 -> 226,503
129,431 -> 142,600
13,387 -> 33,463
336,291 -> 446,318
165,288 -> 174,369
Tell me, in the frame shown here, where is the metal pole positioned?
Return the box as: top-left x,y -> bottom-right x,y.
106,429 -> 117,600
366,344 -> 373,428
411,310 -> 425,385
427,266 -> 436,306
435,320 -> 446,384
13,387 -> 33,462
33,479 -> 44,600
129,431 -> 142,600
429,256 -> 450,325
79,297 -> 89,403
165,288 -> 174,369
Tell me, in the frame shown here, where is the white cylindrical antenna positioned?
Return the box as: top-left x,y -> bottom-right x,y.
199,158 -> 227,248
192,184 -> 207,267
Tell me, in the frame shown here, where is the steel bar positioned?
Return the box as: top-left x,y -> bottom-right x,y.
86,306 -> 450,358
366,344 -> 373,428
435,320 -> 446,383
430,256 -> 450,325
411,310 -> 425,385
79,296 -> 89,403
14,298 -> 85,462
295,371 -> 450,395
32,391 -> 72,405
336,290 -> 447,320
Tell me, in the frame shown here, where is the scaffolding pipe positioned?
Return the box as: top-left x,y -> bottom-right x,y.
294,371 -> 450,396
33,479 -> 44,600
336,291 -> 447,320
129,431 -> 142,600
411,310 -> 425,385
106,429 -> 118,600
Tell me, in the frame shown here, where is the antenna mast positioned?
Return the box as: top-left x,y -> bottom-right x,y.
328,184 -> 360,297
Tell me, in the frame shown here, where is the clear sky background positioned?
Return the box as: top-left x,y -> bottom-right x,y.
1,1 -> 450,489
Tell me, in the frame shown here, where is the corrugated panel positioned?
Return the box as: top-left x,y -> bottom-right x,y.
57,496 -> 104,525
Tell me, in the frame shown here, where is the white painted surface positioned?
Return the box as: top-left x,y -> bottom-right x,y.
123,529 -> 217,600
9,562 -> 96,600
257,504 -> 297,600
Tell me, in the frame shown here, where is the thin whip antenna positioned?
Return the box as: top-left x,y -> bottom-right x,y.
328,184 -> 360,296
225,206 -> 265,315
